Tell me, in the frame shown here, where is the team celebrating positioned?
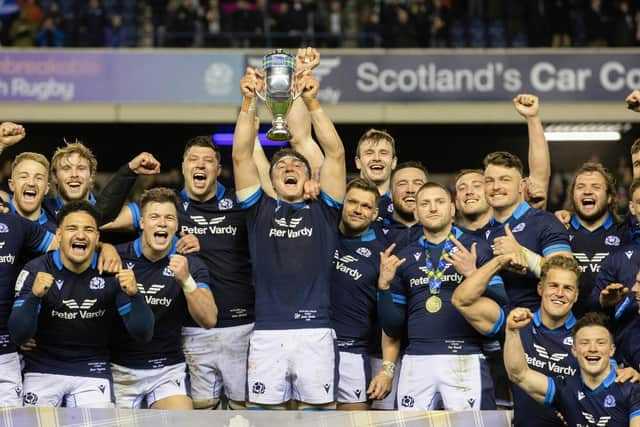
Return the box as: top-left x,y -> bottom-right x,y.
0,48 -> 640,425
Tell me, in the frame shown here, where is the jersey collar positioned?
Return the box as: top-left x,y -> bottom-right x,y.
582,361 -> 617,393
418,225 -> 463,248
276,198 -> 307,209
489,202 -> 530,226
54,192 -> 96,209
342,228 -> 376,242
570,213 -> 614,231
533,309 -> 576,331
133,236 -> 177,260
53,249 -> 98,271
9,196 -> 49,226
180,182 -> 226,203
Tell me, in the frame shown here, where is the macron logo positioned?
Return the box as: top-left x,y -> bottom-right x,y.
62,299 -> 96,310
533,343 -> 568,362
274,217 -> 303,229
191,215 -> 226,226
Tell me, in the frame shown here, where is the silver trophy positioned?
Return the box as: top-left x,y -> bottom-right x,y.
256,49 -> 300,142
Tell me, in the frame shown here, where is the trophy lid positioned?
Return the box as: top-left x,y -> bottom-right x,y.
263,49 -> 296,70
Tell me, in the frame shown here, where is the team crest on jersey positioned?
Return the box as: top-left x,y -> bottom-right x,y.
356,247 -> 372,258
603,394 -> 616,408
126,262 -> 135,269
182,201 -> 189,212
387,204 -> 394,213
563,336 -> 573,346
0,223 -> 8,233
218,198 -> 233,210
604,235 -> 621,246
55,279 -> 64,290
163,266 -> 175,277
512,223 -> 525,233
89,277 -> 105,290
625,250 -> 634,260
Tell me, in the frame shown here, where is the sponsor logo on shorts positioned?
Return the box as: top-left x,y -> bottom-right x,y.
400,395 -> 415,408
252,382 -> 265,394
23,392 -> 38,405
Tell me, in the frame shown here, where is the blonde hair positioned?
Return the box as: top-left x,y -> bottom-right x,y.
51,140 -> 97,178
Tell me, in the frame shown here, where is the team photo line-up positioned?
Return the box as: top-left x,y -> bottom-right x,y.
1,47 -> 640,425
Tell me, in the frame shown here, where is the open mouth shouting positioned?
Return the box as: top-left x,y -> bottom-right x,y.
70,240 -> 88,257
22,188 -> 38,202
284,175 -> 298,187
153,230 -> 169,245
192,172 -> 207,188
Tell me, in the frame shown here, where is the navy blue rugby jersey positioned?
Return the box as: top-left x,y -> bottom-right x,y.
240,189 -> 341,330
13,250 -> 136,378
483,202 -> 572,310
331,228 -> 385,354
390,225 -> 504,355
513,310 -> 578,427
371,216 -> 422,251
376,191 -> 394,223
568,214 -> 630,317
612,311 -> 640,372
590,240 -> 640,314
129,183 -> 254,327
9,196 -> 56,233
42,193 -> 96,225
545,365 -> 640,427
0,211 -> 53,355
110,238 -> 211,369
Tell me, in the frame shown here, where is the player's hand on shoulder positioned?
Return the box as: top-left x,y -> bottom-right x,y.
32,272 -> 54,298
176,232 -> 200,254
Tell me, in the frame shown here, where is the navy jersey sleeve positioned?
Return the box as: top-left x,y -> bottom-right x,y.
474,239 -> 508,307
8,264 -> 41,345
94,163 -> 138,224
631,384 -> 640,422
18,216 -> 54,256
128,202 -> 142,233
188,255 -> 212,291
116,288 -> 154,343
538,213 -> 572,256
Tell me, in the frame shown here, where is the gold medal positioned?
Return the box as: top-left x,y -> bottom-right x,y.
425,295 -> 442,313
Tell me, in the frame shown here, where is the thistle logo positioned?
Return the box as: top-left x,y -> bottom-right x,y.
603,394 -> 616,408
191,215 -> 226,226
136,284 -> 164,295
0,223 -> 8,233
218,198 -> 234,210
162,266 -> 174,277
63,299 -> 97,310
356,247 -> 372,258
89,277 -> 105,290
533,343 -> 568,362
582,412 -> 610,426
512,223 -> 526,233
604,235 -> 621,246
274,217 -> 303,229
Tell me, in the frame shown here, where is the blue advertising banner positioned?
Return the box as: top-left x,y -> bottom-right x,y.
247,51 -> 640,104
0,51 -> 244,103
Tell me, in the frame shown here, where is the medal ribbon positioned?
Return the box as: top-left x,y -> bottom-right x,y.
422,232 -> 455,295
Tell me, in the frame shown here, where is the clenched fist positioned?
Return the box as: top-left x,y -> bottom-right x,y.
32,272 -> 54,298
116,269 -> 138,297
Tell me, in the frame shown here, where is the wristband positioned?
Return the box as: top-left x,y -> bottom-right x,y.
381,360 -> 396,378
241,97 -> 256,113
522,247 -> 542,277
182,275 -> 197,294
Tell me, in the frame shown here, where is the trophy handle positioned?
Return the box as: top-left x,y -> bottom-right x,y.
255,88 -> 266,102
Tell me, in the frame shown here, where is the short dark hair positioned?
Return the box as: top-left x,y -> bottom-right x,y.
629,179 -> 640,200
454,169 -> 484,186
269,148 -> 311,179
183,136 -> 221,162
572,312 -> 612,340
390,161 -> 429,184
631,138 -> 640,156
416,181 -> 452,201
56,200 -> 101,226
483,151 -> 524,176
565,162 -> 620,223
540,255 -> 581,284
140,187 -> 178,214
346,177 -> 380,206
355,129 -> 396,158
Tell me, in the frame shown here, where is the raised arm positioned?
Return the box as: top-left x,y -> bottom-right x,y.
451,255 -> 516,335
514,94 -> 550,210
298,72 -> 346,202
0,121 -> 26,156
503,307 -> 551,404
232,68 -> 262,195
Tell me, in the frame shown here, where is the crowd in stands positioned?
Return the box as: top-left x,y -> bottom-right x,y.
0,0 -> 639,49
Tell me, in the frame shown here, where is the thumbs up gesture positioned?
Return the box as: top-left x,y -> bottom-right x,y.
492,223 -> 523,257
